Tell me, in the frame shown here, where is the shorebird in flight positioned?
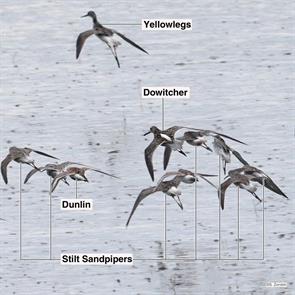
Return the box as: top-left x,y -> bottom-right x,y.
50,166 -> 118,193
126,169 -> 217,226
1,147 -> 59,184
218,171 -> 261,210
176,131 -> 213,152
176,129 -> 246,149
213,135 -> 248,174
228,165 -> 288,199
155,169 -> 217,189
24,161 -> 82,185
76,10 -> 149,67
219,165 -> 288,209
144,126 -> 188,181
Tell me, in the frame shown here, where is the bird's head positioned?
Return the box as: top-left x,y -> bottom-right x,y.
144,126 -> 159,136
81,11 -> 97,19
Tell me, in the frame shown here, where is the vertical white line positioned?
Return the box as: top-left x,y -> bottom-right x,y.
218,156 -> 221,260
161,97 -> 166,260
19,163 -> 22,260
262,178 -> 265,260
237,187 -> 240,260
49,178 -> 52,260
75,180 -> 78,199
194,147 -> 197,260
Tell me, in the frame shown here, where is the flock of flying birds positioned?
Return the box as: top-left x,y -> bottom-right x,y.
0,129 -> 288,227
1,12 -> 288,228
125,125 -> 288,226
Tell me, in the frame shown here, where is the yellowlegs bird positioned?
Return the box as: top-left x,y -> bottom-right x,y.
76,11 -> 149,67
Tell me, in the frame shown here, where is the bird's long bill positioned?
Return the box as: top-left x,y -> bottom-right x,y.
178,150 -> 187,157
31,163 -> 40,170
81,14 -> 88,17
93,169 -> 120,179
197,173 -> 218,177
173,196 -> 183,210
143,131 -> 151,136
33,150 -> 59,160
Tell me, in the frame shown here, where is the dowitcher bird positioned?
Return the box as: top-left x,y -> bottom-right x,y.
213,135 -> 248,174
76,10 -> 148,67
144,126 -> 189,181
50,166 -> 118,193
24,161 -> 81,185
126,169 -> 217,226
219,171 -> 261,210
228,165 -> 288,199
1,147 -> 59,184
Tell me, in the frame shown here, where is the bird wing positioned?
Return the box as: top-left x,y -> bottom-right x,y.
155,171 -> 184,189
58,161 -> 83,170
219,177 -> 234,210
113,30 -> 149,54
86,167 -> 119,179
1,154 -> 13,184
231,149 -> 249,165
163,146 -> 172,170
164,126 -> 186,136
196,174 -> 218,189
145,139 -> 162,181
76,29 -> 94,59
24,167 -> 43,184
203,130 -> 246,145
126,186 -> 158,226
32,149 -> 59,160
253,176 -> 288,199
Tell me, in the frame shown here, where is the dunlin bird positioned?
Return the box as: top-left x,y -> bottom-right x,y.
24,161 -> 81,185
126,169 -> 217,226
228,165 -> 288,199
1,147 -> 59,184
213,135 -> 248,174
219,172 -> 261,210
76,10 -> 149,67
50,166 -> 118,193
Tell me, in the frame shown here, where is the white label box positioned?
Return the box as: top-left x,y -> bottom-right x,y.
60,253 -> 133,265
142,19 -> 192,31
60,199 -> 93,211
142,87 -> 190,99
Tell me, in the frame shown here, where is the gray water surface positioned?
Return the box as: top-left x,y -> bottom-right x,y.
0,0 -> 294,294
